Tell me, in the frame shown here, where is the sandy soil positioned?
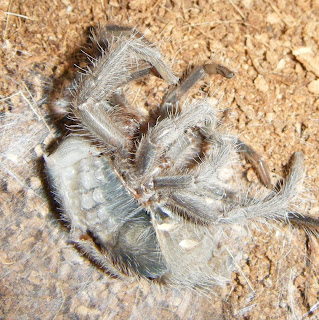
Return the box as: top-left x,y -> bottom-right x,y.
1,0 -> 319,319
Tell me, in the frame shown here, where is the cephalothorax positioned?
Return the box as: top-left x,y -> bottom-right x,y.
45,26 -> 319,289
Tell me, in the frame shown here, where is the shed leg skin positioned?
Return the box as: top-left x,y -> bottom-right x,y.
161,63 -> 235,116
44,26 -> 319,290
287,212 -> 319,233
236,138 -> 272,188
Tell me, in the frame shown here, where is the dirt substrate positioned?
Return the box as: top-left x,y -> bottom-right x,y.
1,1 -> 319,319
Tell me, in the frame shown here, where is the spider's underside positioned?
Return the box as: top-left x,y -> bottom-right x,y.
45,26 -> 319,289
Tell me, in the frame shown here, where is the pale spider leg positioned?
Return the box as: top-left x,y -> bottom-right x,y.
205,135 -> 319,228
153,175 -> 194,190
99,26 -> 178,84
93,25 -> 174,84
135,100 -> 217,177
74,41 -> 140,152
92,25 -> 152,54
160,63 -> 234,116
153,176 -> 235,221
163,132 -> 202,170
154,176 -> 239,211
164,176 -> 250,225
152,136 -> 234,193
74,35 -> 178,153
129,47 -> 178,85
152,170 -> 236,204
169,191 -> 223,223
219,152 -> 305,224
75,102 -> 130,153
163,152 -> 313,226
92,26 -> 155,87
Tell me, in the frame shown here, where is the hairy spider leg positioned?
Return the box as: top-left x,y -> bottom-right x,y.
73,32 -> 178,155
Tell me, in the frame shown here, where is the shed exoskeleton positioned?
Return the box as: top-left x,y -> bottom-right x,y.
45,26 -> 319,289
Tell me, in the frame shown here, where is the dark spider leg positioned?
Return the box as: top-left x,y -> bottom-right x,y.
135,100 -> 217,177
236,138 -> 271,188
74,239 -> 126,279
200,128 -> 272,188
160,63 -> 234,116
287,212 -> 319,235
107,61 -> 154,121
93,25 -> 135,41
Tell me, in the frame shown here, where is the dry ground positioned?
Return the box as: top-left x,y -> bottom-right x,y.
1,0 -> 319,319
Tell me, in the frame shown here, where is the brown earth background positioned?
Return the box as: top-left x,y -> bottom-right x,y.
1,0 -> 319,319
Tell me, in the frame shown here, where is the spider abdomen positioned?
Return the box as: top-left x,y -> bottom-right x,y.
45,136 -> 167,278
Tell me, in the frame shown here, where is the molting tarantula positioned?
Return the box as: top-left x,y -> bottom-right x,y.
45,26 -> 319,289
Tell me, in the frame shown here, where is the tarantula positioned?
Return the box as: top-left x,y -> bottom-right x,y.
45,26 -> 319,289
